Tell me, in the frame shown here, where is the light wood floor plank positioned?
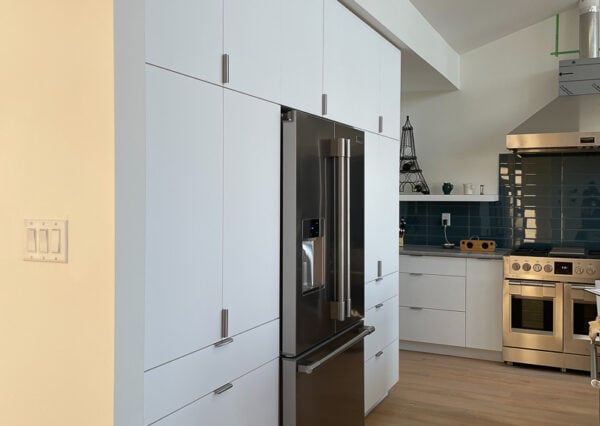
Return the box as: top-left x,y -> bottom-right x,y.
366,350 -> 599,426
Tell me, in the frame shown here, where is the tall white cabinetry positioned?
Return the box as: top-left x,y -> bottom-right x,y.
363,132 -> 400,413
145,0 -> 402,422
144,68 -> 279,425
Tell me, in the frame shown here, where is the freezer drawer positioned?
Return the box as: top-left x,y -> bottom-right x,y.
282,323 -> 374,426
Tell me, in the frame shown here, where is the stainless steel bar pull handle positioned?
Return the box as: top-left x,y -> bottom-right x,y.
214,337 -> 233,348
336,139 -> 346,321
344,138 -> 351,318
213,383 -> 233,395
222,54 -> 230,84
375,260 -> 383,281
298,326 -> 375,374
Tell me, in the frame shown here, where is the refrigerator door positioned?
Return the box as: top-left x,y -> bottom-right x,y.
282,111 -> 365,357
282,322 -> 374,426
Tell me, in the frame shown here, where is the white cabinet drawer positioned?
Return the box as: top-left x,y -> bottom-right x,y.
399,273 -> 465,311
154,358 -> 279,426
365,272 -> 398,310
365,339 -> 398,414
144,320 -> 279,425
399,255 -> 465,276
364,295 -> 399,361
399,307 -> 465,347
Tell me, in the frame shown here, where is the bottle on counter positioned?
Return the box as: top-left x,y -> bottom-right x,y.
399,217 -> 407,248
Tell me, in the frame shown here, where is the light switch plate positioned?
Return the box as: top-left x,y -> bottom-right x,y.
23,219 -> 68,263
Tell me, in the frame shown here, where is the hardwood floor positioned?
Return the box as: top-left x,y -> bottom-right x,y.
366,350 -> 599,426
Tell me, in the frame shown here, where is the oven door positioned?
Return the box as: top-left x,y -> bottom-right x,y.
503,280 -> 563,352
564,282 -> 598,356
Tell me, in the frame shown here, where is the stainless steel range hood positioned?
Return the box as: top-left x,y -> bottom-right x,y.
507,1 -> 600,153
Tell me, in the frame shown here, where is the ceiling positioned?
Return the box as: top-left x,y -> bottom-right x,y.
409,0 -> 577,54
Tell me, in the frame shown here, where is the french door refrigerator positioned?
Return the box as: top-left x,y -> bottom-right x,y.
281,110 -> 374,426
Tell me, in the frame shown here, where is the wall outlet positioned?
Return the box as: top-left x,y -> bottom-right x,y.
442,213 -> 451,226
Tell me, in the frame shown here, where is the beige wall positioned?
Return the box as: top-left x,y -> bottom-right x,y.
0,1 -> 115,425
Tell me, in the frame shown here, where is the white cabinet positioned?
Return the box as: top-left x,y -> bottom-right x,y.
365,295 -> 399,361
145,65 -> 224,369
145,0 -> 223,85
379,40 -> 401,140
466,258 -> 503,351
224,0 -> 281,103
365,133 -> 400,283
223,91 -> 280,337
399,255 -> 503,354
323,0 -> 379,133
145,320 -> 278,425
153,357 -> 279,426
280,0 -> 323,115
365,340 -> 399,414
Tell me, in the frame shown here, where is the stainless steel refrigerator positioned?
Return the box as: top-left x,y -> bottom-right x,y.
281,110 -> 374,426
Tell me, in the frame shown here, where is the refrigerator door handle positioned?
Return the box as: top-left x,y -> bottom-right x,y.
297,326 -> 375,375
344,138 -> 351,318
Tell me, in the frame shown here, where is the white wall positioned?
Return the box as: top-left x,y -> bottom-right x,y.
0,1 -> 115,425
402,9 -> 579,195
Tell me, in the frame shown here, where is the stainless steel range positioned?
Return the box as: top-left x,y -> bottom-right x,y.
503,247 -> 600,371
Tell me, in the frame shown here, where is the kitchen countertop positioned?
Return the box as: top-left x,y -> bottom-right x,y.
399,244 -> 510,260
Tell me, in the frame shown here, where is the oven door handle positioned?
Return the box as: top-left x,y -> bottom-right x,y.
508,280 -> 557,288
570,284 -> 592,290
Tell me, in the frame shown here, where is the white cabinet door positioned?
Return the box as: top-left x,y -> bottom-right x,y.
364,295 -> 399,360
365,133 -> 399,283
281,0 -> 323,115
223,90 -> 280,337
224,0 -> 281,103
466,258 -> 503,351
323,0 -> 379,132
365,272 -> 398,311
379,40 -> 401,140
364,339 -> 398,414
399,255 -> 466,276
146,0 -> 223,85
154,358 -> 279,426
145,66 -> 223,369
399,273 -> 466,311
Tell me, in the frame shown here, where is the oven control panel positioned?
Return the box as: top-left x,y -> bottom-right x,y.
504,256 -> 600,283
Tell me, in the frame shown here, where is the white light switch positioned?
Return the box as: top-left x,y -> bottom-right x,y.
39,230 -> 48,253
26,229 -> 37,252
24,219 -> 68,263
50,229 -> 60,253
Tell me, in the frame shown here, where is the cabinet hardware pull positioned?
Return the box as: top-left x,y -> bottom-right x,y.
221,309 -> 229,338
378,115 -> 383,133
213,383 -> 233,395
409,273 -> 423,276
375,260 -> 383,281
375,303 -> 384,309
214,337 -> 234,348
322,94 -> 328,115
409,306 -> 424,310
375,350 -> 384,358
222,54 -> 230,84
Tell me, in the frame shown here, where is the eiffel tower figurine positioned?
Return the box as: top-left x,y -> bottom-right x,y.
399,116 -> 430,194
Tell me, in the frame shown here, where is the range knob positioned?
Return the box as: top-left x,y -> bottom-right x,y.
522,263 -> 531,272
544,264 -> 553,273
587,266 -> 597,275
575,266 -> 585,275
512,263 -> 521,271
533,264 -> 542,272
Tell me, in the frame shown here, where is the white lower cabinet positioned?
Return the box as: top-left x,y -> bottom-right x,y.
145,320 -> 279,425
398,255 -> 503,354
153,358 -> 279,426
365,340 -> 399,414
399,307 -> 466,347
365,295 -> 399,361
365,272 -> 398,310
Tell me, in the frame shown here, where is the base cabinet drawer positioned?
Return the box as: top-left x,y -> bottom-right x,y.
399,273 -> 465,311
365,272 -> 398,310
365,339 -> 398,414
399,255 -> 465,276
399,307 -> 465,347
144,320 -> 279,425
364,295 -> 399,360
154,358 -> 279,426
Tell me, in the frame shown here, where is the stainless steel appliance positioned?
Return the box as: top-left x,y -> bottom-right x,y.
503,247 -> 600,370
506,1 -> 600,153
281,110 -> 373,426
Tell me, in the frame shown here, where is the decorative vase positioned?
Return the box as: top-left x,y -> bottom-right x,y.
442,182 -> 454,195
